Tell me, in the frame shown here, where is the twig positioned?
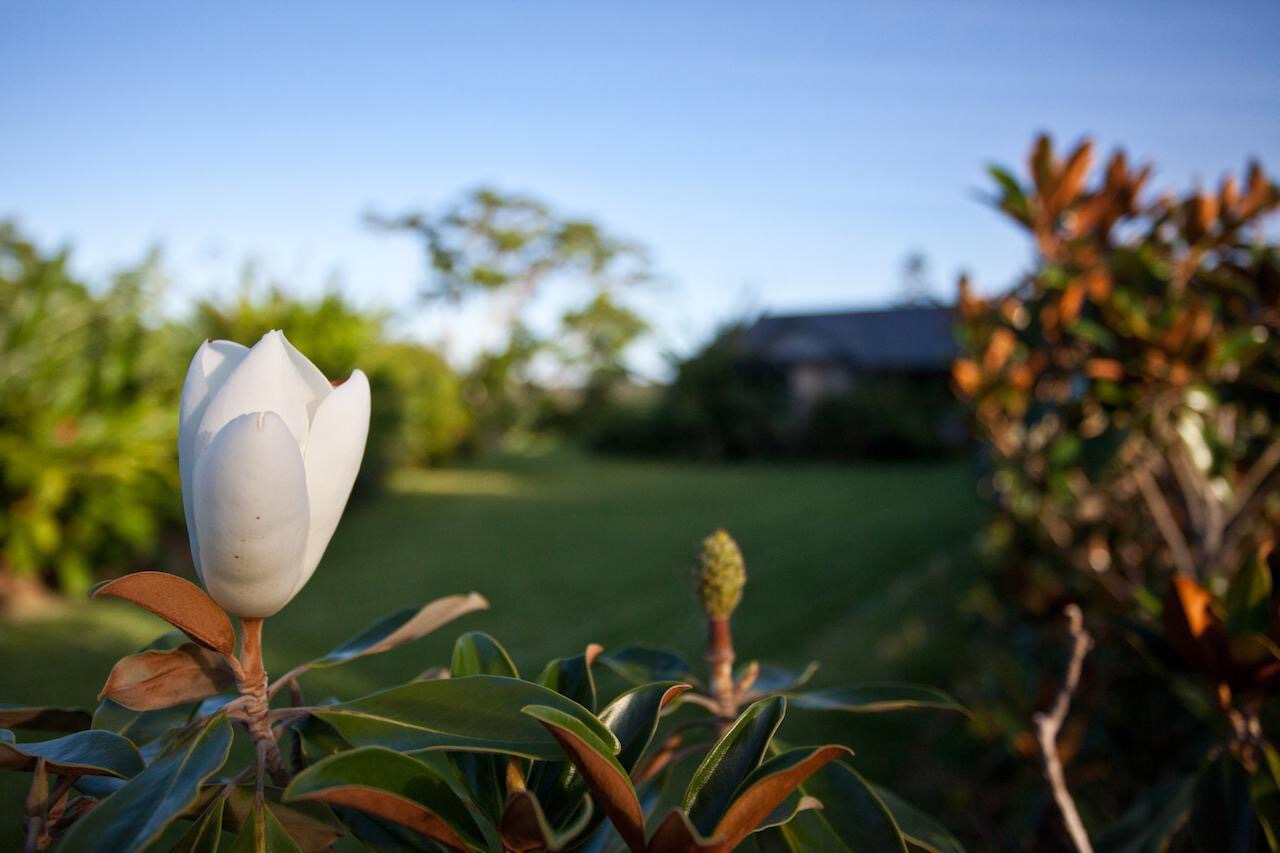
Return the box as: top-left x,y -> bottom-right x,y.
1033,604 -> 1095,853
1132,464 -> 1196,577
239,618 -> 291,787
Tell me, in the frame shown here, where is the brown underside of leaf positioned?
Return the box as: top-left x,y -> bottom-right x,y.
647,809 -> 727,853
93,572 -> 236,657
364,592 -> 489,657
0,707 -> 92,733
540,725 -> 645,852
98,642 -> 234,711
499,789 -> 555,852
713,745 -> 851,849
291,785 -> 469,851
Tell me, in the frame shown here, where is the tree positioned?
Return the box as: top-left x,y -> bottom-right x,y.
369,188 -> 654,442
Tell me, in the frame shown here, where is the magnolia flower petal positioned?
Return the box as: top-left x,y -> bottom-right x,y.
296,369 -> 371,593
194,330 -> 311,458
193,411 -> 310,618
279,331 -> 334,420
178,339 -> 249,581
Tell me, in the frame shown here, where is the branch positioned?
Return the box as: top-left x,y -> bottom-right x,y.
1131,464 -> 1196,577
1033,604 -> 1095,853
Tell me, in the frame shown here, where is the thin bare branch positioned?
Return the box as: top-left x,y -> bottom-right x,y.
1034,604 -> 1094,853
1131,465 -> 1196,577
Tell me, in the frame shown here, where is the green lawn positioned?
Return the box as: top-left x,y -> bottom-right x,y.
0,451 -> 982,838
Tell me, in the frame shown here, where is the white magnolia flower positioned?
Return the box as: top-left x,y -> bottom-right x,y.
178,331 -> 370,618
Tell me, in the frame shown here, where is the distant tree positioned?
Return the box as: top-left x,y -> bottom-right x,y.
558,291 -> 650,414
369,188 -> 654,442
896,249 -> 939,306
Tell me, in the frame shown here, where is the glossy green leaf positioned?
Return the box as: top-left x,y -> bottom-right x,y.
449,632 -> 521,822
754,792 -> 821,833
227,797 -> 302,853
598,682 -> 691,773
92,697 -> 195,747
56,714 -> 233,852
739,663 -> 818,697
790,761 -> 907,852
451,631 -> 519,678
173,795 -> 226,853
0,728 -> 143,778
314,676 -> 618,761
311,593 -> 489,669
785,684 -> 965,715
715,746 -> 852,847
0,704 -> 92,733
683,696 -> 786,836
538,644 -> 603,712
870,785 -> 964,853
285,746 -> 484,850
1191,753 -> 1255,853
523,704 -> 646,853
598,646 -> 695,687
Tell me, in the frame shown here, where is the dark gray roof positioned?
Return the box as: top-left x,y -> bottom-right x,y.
742,305 -> 956,371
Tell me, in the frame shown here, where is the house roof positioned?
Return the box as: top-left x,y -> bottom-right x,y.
741,304 -> 956,370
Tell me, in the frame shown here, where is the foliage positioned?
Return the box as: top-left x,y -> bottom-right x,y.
371,187 -> 654,444
0,224 -> 185,594
589,322 -> 791,459
954,135 -> 1280,847
806,375 -> 960,460
2,533 -> 965,850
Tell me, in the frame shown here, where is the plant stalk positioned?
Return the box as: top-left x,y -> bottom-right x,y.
238,617 -> 291,787
707,616 -> 737,723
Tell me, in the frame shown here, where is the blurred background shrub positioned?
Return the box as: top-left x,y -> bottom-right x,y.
952,136 -> 1280,847
0,225 -> 185,595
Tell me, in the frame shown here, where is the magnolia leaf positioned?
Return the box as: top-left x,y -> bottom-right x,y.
0,728 -> 143,778
228,797 -> 303,853
93,572 -> 236,658
647,809 -> 726,853
538,644 -> 605,712
755,794 -> 823,833
0,704 -> 92,733
714,745 -> 851,848
311,592 -> 489,669
56,714 -> 233,852
871,784 -> 965,853
500,789 -> 593,853
221,788 -> 346,852
285,746 -> 484,850
452,631 -> 519,678
598,682 -> 691,773
598,646 -> 695,687
683,696 -> 786,835
739,662 -> 819,698
448,633 -> 522,822
785,684 -> 966,715
792,761 -> 907,851
173,795 -> 226,853
523,704 -> 646,852
314,676 -> 618,761
99,642 -> 235,711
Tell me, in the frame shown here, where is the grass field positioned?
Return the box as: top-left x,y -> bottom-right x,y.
0,451 -> 983,837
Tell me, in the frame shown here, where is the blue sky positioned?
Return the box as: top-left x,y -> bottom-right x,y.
3,1 -> 1278,374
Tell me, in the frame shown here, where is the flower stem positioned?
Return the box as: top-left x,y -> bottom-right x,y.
707,616 -> 737,724
238,617 -> 291,787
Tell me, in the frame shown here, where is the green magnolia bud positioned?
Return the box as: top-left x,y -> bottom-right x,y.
694,529 -> 746,619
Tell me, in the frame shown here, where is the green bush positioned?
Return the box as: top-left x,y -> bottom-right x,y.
806,375 -> 961,460
0,225 -> 185,594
